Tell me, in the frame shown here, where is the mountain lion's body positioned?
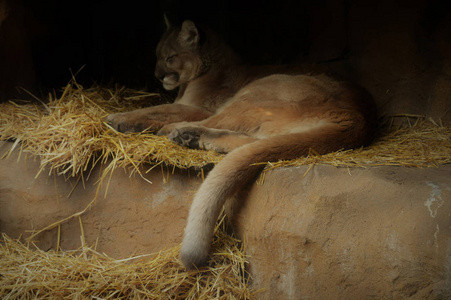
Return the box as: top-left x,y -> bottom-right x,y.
106,20 -> 377,269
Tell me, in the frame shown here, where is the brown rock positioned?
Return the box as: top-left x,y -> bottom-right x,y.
1,141 -> 450,298
0,141 -> 198,257
234,165 -> 451,299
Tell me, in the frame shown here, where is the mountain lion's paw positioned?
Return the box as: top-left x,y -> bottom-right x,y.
104,113 -> 129,132
104,113 -> 154,133
156,124 -> 175,136
168,127 -> 202,149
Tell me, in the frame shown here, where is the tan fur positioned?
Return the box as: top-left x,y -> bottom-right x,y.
106,20 -> 377,269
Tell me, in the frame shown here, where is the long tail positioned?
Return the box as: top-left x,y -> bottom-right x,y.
180,121 -> 372,269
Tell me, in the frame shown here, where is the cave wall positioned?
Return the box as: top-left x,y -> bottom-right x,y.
0,0 -> 35,100
1,0 -> 450,122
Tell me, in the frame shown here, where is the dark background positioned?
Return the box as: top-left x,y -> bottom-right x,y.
1,0 -> 450,122
14,0 -> 333,89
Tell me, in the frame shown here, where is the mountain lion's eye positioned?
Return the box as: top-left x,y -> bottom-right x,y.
166,55 -> 177,63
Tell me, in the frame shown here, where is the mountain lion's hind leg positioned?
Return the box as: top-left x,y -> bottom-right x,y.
167,125 -> 258,153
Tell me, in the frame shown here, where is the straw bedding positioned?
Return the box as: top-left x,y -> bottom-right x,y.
0,81 -> 223,183
1,80 -> 450,299
1,81 -> 449,181
0,215 -> 255,299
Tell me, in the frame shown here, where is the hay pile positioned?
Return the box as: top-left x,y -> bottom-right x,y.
0,215 -> 256,299
1,80 -> 450,181
1,81 -> 450,182
259,117 -> 451,177
0,80 -> 223,186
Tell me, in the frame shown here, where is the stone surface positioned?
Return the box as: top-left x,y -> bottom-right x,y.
1,141 -> 450,299
0,141 -> 198,258
233,165 -> 451,299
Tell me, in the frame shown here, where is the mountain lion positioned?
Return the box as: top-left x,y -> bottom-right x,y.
106,19 -> 377,269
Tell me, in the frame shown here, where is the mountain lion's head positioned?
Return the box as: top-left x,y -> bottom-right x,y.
155,20 -> 207,91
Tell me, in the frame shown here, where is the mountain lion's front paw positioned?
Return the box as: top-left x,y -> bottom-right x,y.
167,127 -> 202,149
105,113 -> 163,133
105,113 -> 144,133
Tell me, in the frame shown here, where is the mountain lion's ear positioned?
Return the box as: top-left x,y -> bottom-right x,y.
163,14 -> 171,29
178,20 -> 199,47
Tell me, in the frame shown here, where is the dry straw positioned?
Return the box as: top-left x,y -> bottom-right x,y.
1,79 -> 450,184
0,79 -> 224,190
0,215 -> 257,299
258,116 -> 451,178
